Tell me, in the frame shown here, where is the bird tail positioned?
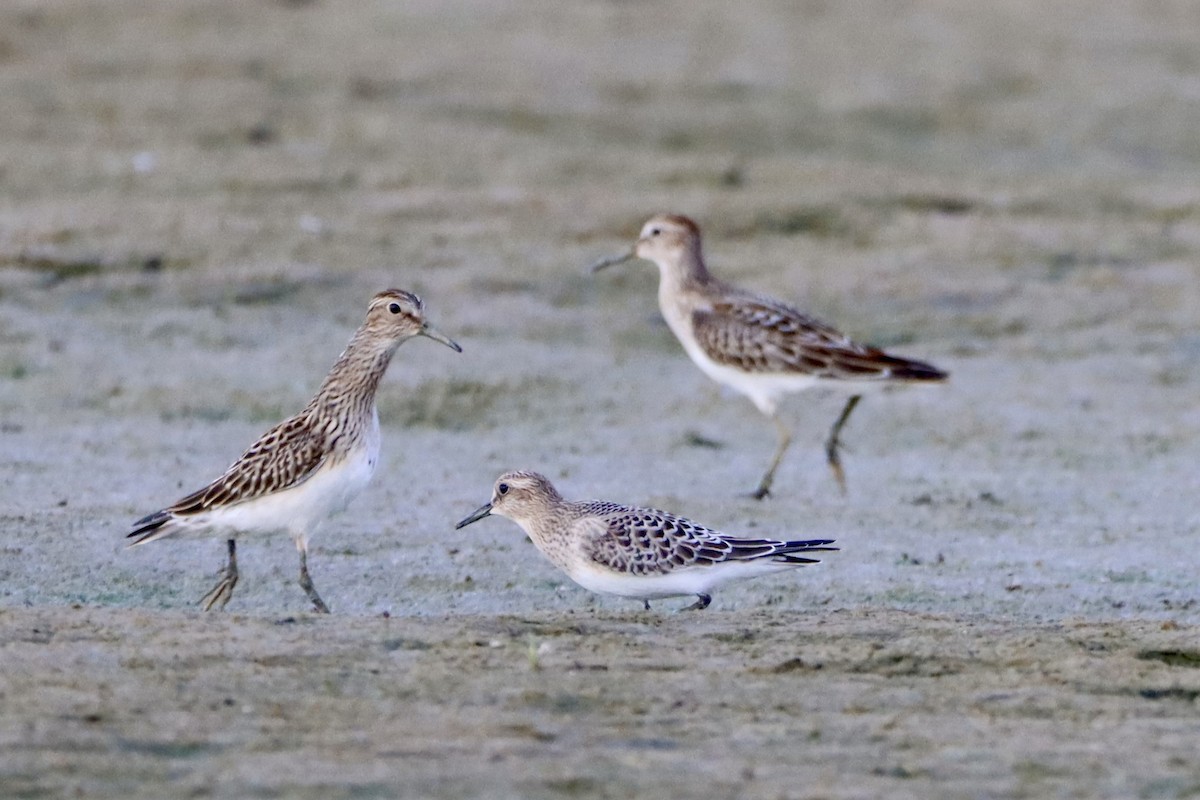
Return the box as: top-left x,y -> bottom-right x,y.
775,538 -> 839,564
126,510 -> 175,546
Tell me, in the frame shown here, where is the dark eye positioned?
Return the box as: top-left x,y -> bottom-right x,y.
497,482 -> 509,496
650,227 -> 662,237
388,302 -> 402,314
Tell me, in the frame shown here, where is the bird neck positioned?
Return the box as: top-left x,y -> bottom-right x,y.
518,506 -> 574,567
659,244 -> 713,294
310,327 -> 398,419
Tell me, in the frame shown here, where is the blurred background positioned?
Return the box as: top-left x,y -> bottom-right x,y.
6,1 -> 1200,277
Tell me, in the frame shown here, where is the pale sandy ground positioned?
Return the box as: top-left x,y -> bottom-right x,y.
1,0 -> 1199,797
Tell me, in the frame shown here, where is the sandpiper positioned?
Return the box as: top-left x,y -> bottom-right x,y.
456,471 -> 837,611
127,289 -> 461,613
592,214 -> 947,498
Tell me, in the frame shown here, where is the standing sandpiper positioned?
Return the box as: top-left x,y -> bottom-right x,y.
127,289 -> 461,613
592,214 -> 947,498
456,471 -> 837,611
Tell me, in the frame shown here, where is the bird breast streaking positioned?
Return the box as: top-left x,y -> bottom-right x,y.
127,289 -> 461,613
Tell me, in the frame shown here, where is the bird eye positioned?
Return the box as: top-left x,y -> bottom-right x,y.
388,302 -> 401,314
497,482 -> 510,496
650,227 -> 662,237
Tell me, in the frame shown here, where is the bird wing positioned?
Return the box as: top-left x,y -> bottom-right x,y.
579,503 -> 829,576
163,412 -> 331,517
580,504 -> 730,575
691,291 -> 944,380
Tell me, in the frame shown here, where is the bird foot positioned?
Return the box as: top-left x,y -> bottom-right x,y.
199,573 -> 237,611
824,441 -> 849,495
298,550 -> 331,614
308,595 -> 331,614
300,579 -> 330,614
299,569 -> 331,614
681,594 -> 712,612
747,487 -> 771,501
824,395 -> 860,495
199,540 -> 238,611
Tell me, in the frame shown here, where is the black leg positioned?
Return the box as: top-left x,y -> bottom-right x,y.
825,395 -> 862,494
298,547 -> 330,614
643,599 -> 651,611
750,415 -> 792,500
200,539 -> 238,611
682,593 -> 712,611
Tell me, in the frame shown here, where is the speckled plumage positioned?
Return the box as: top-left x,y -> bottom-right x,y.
128,289 -> 461,613
692,291 -> 942,381
456,471 -> 837,611
593,213 -> 947,497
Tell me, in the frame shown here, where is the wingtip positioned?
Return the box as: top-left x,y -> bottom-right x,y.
126,509 -> 172,545
893,359 -> 949,382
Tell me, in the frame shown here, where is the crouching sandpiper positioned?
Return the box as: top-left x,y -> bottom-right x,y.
456,471 -> 837,611
128,289 -> 461,613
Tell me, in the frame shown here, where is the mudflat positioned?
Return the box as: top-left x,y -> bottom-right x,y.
3,607 -> 1198,799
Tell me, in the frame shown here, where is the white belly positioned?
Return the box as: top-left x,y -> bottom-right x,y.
568,558 -> 791,601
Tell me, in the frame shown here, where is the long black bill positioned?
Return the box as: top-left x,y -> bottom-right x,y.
420,321 -> 463,353
455,502 -> 493,529
589,250 -> 635,273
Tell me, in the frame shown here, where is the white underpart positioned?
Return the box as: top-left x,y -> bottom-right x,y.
570,557 -> 797,600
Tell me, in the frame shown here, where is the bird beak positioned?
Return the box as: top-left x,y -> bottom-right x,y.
420,321 -> 463,353
455,502 -> 493,529
589,249 -> 635,273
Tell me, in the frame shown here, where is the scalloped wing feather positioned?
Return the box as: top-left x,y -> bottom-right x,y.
692,292 -> 944,381
580,503 -> 833,576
